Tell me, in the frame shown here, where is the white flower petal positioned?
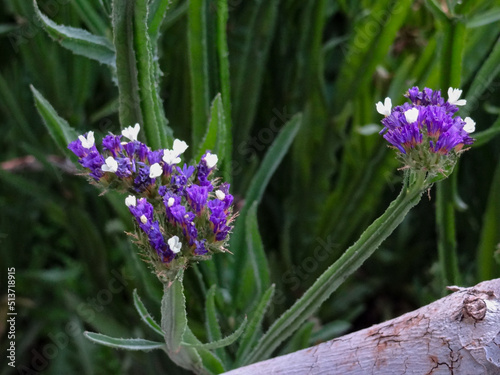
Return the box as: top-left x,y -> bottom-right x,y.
215,190 -> 226,200
173,139 -> 189,155
140,215 -> 148,224
463,117 -> 476,133
162,149 -> 181,165
204,153 -> 218,169
404,108 -> 419,124
78,131 -> 95,149
167,197 -> 175,207
122,123 -> 141,141
168,235 -> 182,253
375,97 -> 392,116
149,163 -> 163,178
447,87 -> 467,106
125,195 -> 137,207
101,156 -> 118,173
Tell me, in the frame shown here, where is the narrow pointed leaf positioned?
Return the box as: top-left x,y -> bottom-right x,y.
30,85 -> 77,155
134,0 -> 166,150
231,114 -> 302,297
112,0 -> 143,128
245,201 -> 271,299
235,284 -> 275,367
195,94 -> 224,162
182,317 -> 247,350
215,0 -> 233,180
188,0 -> 210,148
33,0 -> 115,67
84,332 -> 165,351
133,289 -> 163,337
204,285 -> 228,364
183,328 -> 225,374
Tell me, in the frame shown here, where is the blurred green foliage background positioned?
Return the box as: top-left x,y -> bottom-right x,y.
1,0 -> 500,373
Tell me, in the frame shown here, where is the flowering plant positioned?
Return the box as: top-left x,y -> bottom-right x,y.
377,87 -> 475,178
68,124 -> 234,281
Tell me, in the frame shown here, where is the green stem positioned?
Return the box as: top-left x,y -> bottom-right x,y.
245,171 -> 428,364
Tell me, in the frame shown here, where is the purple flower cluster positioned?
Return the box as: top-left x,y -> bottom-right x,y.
69,124 -> 234,267
376,87 -> 475,171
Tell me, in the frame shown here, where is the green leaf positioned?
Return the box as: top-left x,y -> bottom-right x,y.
204,285 -> 228,364
462,37 -> 500,117
33,0 -> 115,67
134,0 -> 169,150
477,160 -> 500,280
230,114 -> 302,301
133,289 -> 163,337
232,0 -> 279,149
245,201 -> 271,299
148,0 -> 171,41
30,85 -> 78,155
235,284 -> 275,367
84,332 -> 165,351
112,0 -> 143,129
183,317 -> 247,350
215,0 -> 233,181
183,328 -> 225,374
195,94 -> 224,162
467,7 -> 500,28
188,0 -> 210,148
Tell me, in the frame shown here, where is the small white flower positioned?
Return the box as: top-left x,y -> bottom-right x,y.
122,123 -> 141,141
215,190 -> 225,200
140,215 -> 148,224
163,149 -> 181,166
173,139 -> 189,155
149,163 -> 163,178
125,195 -> 137,207
204,153 -> 218,169
101,156 -> 118,173
375,97 -> 392,116
78,131 -> 95,149
447,88 -> 466,106
463,117 -> 476,133
167,197 -> 175,207
404,108 -> 419,123
168,235 -> 182,254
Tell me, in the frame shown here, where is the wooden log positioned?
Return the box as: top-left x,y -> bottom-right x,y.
225,278 -> 500,374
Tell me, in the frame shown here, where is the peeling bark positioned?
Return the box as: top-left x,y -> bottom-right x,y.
225,278 -> 500,374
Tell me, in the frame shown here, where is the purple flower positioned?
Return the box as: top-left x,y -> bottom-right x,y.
208,199 -> 232,241
171,164 -> 196,195
378,87 -> 475,158
197,152 -> 218,187
133,163 -> 155,192
129,198 -> 154,232
194,239 -> 208,255
186,184 -> 209,214
102,134 -> 123,157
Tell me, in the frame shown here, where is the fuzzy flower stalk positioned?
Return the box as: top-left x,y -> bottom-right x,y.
68,124 -> 235,281
376,86 -> 475,181
247,87 -> 477,361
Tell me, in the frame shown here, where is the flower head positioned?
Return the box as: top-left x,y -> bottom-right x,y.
378,87 -> 475,175
68,128 -> 234,277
